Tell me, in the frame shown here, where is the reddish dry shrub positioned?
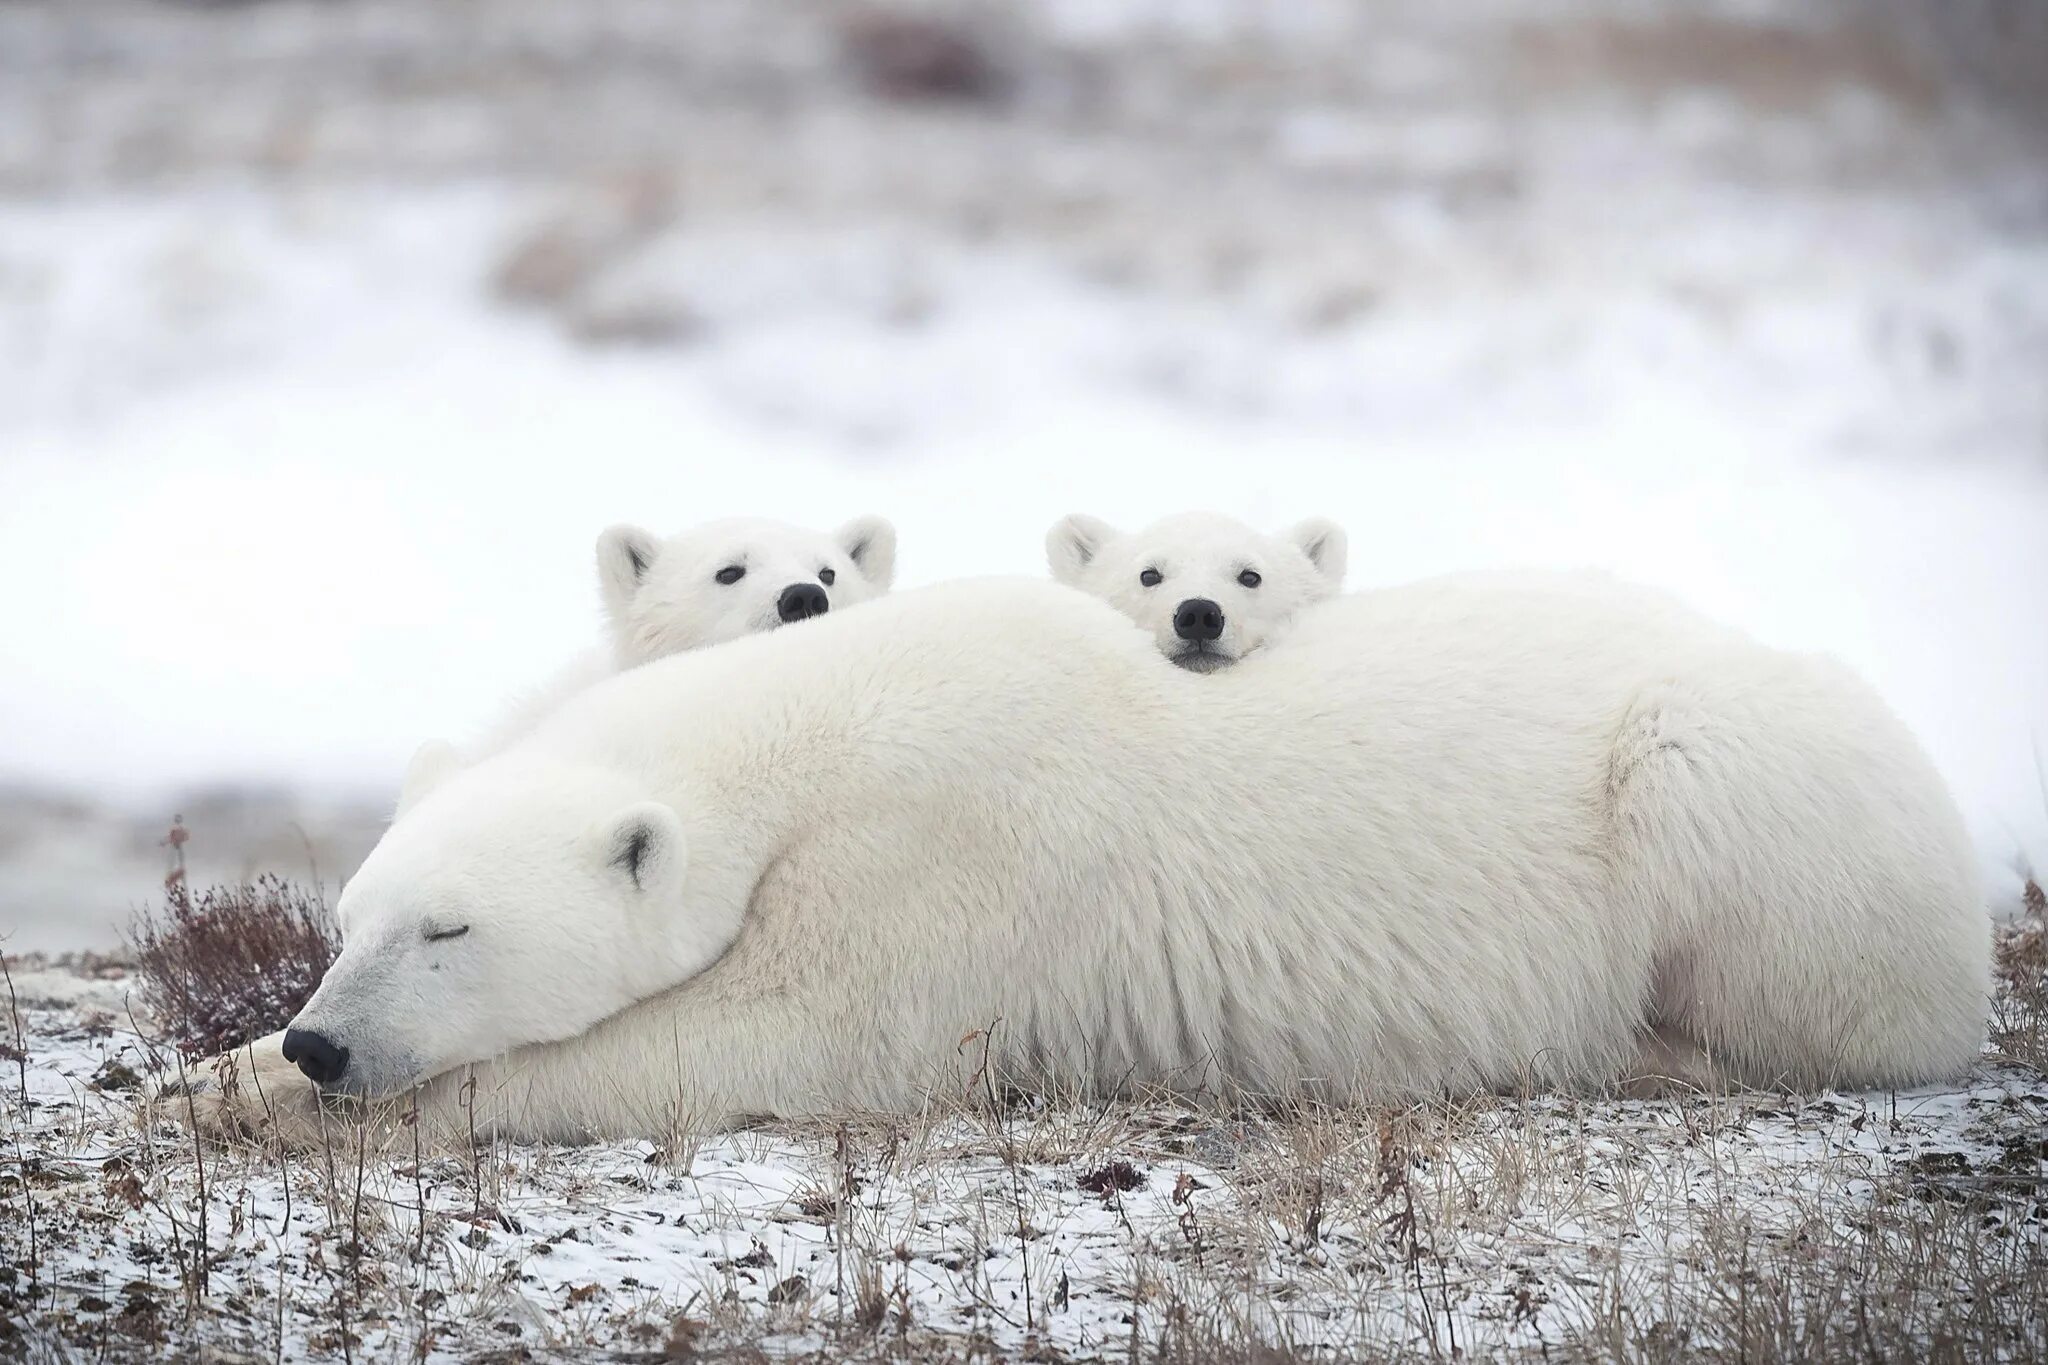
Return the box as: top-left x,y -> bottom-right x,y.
1992,879 -> 2047,1072
1996,879 -> 2046,991
131,873 -> 339,1059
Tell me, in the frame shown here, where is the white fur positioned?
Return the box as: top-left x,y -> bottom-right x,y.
225,574 -> 1988,1144
598,515 -> 895,669
464,516 -> 894,762
1047,512 -> 1344,670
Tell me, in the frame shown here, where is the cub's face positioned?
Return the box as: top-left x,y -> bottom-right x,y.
278,758 -> 727,1099
1046,512 -> 1346,671
598,516 -> 895,668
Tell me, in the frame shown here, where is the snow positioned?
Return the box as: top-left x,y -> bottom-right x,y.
0,2 -> 2045,958
1,182 -> 2044,907
5,965 -> 2044,1359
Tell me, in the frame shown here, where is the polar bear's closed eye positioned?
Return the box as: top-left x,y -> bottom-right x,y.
1047,511 -> 1345,670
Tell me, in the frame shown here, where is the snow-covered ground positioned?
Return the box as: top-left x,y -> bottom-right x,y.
4,954 -> 2045,1361
18,3 -> 2048,957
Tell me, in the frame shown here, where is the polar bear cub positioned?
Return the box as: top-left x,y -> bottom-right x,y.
459,516 -> 895,766
598,516 -> 896,667
1046,512 -> 1346,671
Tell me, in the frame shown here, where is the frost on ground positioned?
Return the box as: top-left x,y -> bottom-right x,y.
3,943 -> 2044,1363
3,0 -> 2048,956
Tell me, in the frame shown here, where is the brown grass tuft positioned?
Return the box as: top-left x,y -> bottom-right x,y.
1991,884 -> 2047,1073
129,869 -> 339,1060
1077,1159 -> 1146,1198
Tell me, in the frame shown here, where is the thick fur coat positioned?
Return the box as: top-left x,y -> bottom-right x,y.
201,574 -> 1989,1144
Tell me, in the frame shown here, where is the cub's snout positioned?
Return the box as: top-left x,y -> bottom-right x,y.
1173,597 -> 1225,642
777,582 -> 830,623
1045,511 -> 1347,671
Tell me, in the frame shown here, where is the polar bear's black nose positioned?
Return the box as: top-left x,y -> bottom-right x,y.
1173,597 -> 1225,642
281,1028 -> 350,1086
778,582 -> 830,623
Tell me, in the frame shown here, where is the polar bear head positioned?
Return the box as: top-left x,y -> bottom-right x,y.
1046,512 -> 1346,671
279,750 -> 729,1099
597,516 -> 896,668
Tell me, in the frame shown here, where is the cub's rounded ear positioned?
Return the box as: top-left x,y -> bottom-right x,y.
835,516 -> 897,590
1045,514 -> 1118,585
396,739 -> 463,818
592,802 -> 688,901
1287,518 -> 1347,587
596,525 -> 661,622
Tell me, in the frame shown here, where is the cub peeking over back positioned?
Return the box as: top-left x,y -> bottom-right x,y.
598,516 -> 895,666
453,516 -> 895,769
1046,511 -> 1343,671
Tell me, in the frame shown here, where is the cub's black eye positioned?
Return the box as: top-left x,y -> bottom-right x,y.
1238,568 -> 1262,589
425,925 -> 470,943
714,565 -> 745,585
1139,568 -> 1163,588
819,567 -> 836,586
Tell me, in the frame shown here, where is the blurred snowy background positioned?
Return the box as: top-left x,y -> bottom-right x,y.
2,0 -> 2045,950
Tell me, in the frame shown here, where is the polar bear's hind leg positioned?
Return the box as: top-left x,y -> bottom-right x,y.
1608,660 -> 1988,1091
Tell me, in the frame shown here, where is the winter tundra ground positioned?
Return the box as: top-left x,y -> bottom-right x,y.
3,902 -> 2045,1363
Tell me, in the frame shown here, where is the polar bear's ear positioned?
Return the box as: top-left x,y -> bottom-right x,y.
1045,514 -> 1118,585
1286,518 -> 1347,588
396,739 -> 463,818
595,802 -> 688,901
836,516 -> 896,590
596,524 -> 660,623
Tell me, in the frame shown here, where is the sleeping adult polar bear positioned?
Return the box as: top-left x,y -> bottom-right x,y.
194,575 -> 1989,1145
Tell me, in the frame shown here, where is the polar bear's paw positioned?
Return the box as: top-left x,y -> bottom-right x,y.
1615,1024 -> 1732,1099
156,1036 -> 338,1151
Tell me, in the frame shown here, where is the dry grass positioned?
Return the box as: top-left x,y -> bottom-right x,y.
3,955 -> 2044,1363
1991,877 -> 2048,1073
128,824 -> 339,1060
1509,14 -> 1945,116
6,861 -> 2045,1361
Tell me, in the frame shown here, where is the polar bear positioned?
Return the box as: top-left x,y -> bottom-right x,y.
467,516 -> 895,761
1046,512 -> 1345,670
597,515 -> 896,668
196,575 -> 1988,1147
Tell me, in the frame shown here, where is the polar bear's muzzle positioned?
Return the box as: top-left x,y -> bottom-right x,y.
776,581 -> 830,623
1169,597 -> 1240,671
1169,644 -> 1237,672
281,954 -> 433,1098
276,1017 -> 424,1098
281,1026 -> 349,1086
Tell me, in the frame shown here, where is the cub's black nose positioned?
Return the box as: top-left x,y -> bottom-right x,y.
281,1027 -> 349,1086
778,582 -> 830,623
1173,597 -> 1225,643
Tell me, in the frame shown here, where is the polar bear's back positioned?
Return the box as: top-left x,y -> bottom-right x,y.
538,573 -> 1984,1102
1237,573 -> 1986,1088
